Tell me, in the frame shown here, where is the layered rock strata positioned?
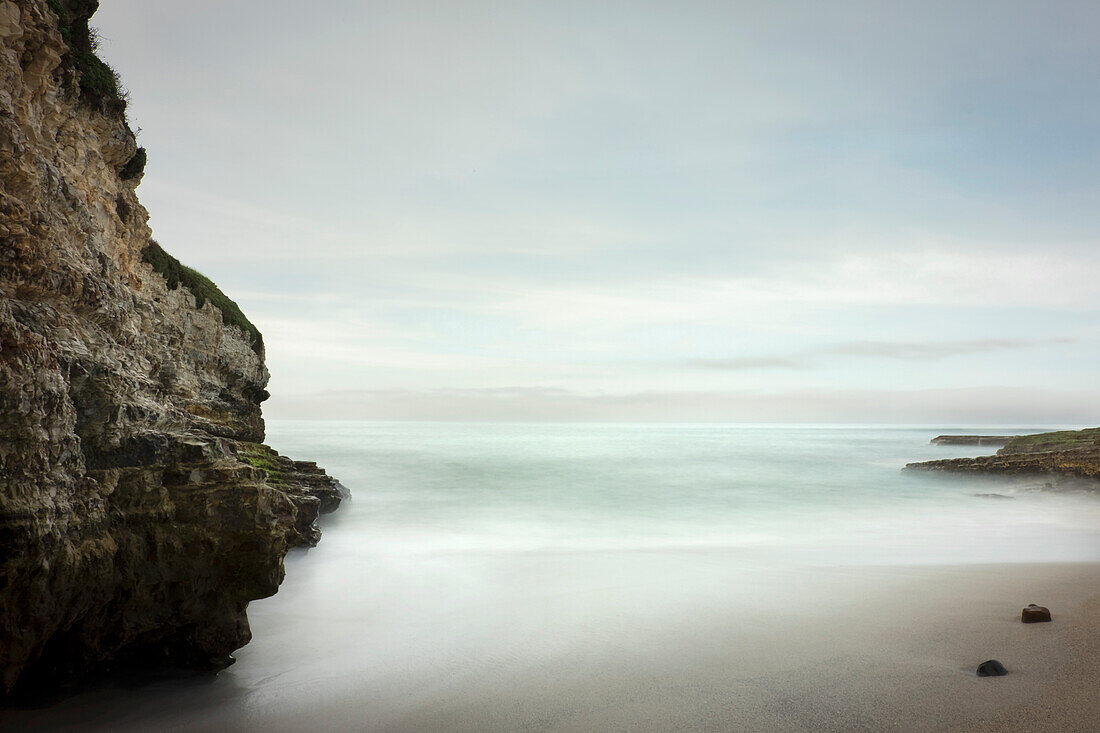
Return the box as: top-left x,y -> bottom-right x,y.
1,0 -> 345,696
908,428 -> 1100,480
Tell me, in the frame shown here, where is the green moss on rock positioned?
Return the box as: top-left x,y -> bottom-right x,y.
234,442 -> 286,484
141,240 -> 264,355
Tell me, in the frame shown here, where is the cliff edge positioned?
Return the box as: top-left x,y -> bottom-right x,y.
0,0 -> 345,696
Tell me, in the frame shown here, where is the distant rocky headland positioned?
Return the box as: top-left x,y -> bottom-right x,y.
1,0 -> 345,698
907,428 -> 1100,481
929,435 -> 1016,447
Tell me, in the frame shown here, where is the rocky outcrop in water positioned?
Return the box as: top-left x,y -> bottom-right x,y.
929,435 -> 1016,446
1,0 -> 344,697
907,428 -> 1100,481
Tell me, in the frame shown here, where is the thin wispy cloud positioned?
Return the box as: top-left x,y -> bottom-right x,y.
690,338 -> 1077,371
821,338 -> 1076,360
268,386 -> 1100,424
689,357 -> 807,371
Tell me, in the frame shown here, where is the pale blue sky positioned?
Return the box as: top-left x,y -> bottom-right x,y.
95,1 -> 1100,421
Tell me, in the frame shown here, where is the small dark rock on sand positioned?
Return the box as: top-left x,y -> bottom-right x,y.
977,660 -> 1008,677
1021,604 -> 1052,623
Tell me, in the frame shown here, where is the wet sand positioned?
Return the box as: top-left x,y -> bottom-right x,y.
356,562 -> 1099,733
953,591 -> 1100,733
4,560 -> 1098,732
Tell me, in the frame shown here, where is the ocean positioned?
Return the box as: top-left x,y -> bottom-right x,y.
273,421 -> 1099,565
7,422 -> 1100,732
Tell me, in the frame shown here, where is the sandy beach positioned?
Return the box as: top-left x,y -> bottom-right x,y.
953,587 -> 1100,733
5,559 -> 1097,733
336,561 -> 1100,733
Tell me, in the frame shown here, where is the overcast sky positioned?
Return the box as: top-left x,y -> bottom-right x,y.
94,0 -> 1100,422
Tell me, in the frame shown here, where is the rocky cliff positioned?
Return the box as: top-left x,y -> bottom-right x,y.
907,428 -> 1100,480
0,0 -> 345,697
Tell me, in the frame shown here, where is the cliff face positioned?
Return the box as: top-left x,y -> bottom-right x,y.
0,0 -> 344,695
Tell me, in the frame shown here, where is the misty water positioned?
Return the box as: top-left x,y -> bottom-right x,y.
8,422 -> 1100,731
269,421 -> 1099,565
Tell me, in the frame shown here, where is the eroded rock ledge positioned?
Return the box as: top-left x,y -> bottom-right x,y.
1,0 -> 345,697
929,435 -> 1016,446
907,428 -> 1100,481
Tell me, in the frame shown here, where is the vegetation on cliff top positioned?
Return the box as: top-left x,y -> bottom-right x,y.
1002,427 -> 1100,454
119,147 -> 147,180
46,0 -> 129,116
142,240 -> 264,355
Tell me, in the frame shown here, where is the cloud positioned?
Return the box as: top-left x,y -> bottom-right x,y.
688,357 -> 807,371
265,386 -> 1100,424
690,338 -> 1076,370
821,338 -> 1075,360
92,1 -> 1100,421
